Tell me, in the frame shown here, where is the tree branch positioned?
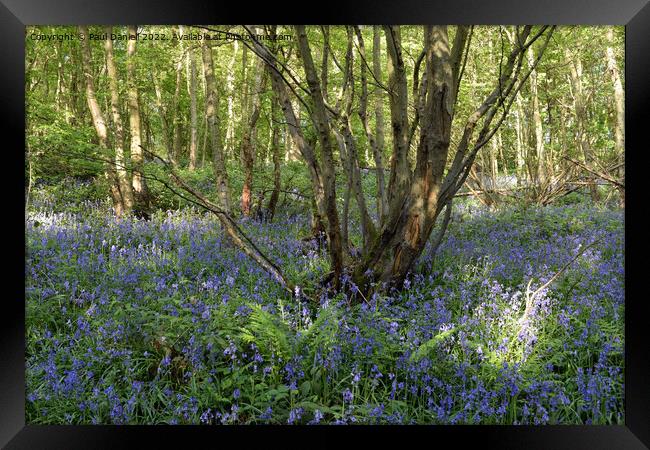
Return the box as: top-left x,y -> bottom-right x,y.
140,145 -> 303,300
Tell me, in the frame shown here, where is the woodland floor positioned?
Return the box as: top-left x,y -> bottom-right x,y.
25,179 -> 624,425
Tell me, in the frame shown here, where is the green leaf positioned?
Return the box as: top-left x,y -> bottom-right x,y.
410,327 -> 459,362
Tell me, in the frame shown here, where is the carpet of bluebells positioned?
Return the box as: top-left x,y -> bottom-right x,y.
25,181 -> 624,425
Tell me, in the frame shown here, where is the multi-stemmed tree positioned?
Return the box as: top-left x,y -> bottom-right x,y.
161,25 -> 555,300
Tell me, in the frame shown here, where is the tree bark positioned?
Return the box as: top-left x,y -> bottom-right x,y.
201,39 -> 232,213
240,52 -> 265,216
352,26 -> 549,293
127,25 -> 149,215
104,26 -> 134,215
171,27 -> 185,165
321,26 -> 330,103
372,26 -> 388,221
199,60 -> 208,168
514,96 -> 526,185
225,40 -> 238,159
489,128 -> 500,189
253,43 -> 325,229
341,163 -> 352,254
246,25 -> 341,284
266,96 -> 282,222
567,49 -> 600,201
187,45 -> 198,171
605,27 -> 625,205
152,76 -> 174,160
78,25 -> 124,217
294,25 -> 344,286
354,26 -> 384,228
284,97 -> 302,162
339,121 -> 376,248
355,26 -> 455,289
527,47 -> 546,187
331,27 -> 376,250
383,26 -> 411,217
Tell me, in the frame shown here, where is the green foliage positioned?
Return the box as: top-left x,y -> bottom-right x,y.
240,303 -> 293,360
27,104 -> 104,181
410,326 -> 460,362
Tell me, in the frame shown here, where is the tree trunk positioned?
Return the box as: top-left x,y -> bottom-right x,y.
104,26 -> 134,215
199,61 -> 208,168
201,39 -> 232,213
567,49 -> 600,202
266,97 -> 282,222
340,122 -> 376,247
256,51 -> 325,227
489,129 -> 499,190
171,26 -> 185,165
351,25 -> 547,293
294,25 -> 344,286
152,76 -> 174,160
514,97 -> 525,185
342,177 -> 352,253
187,45 -> 198,171
284,98 -> 302,163
225,40 -> 238,159
171,59 -> 183,165
352,27 -> 382,231
240,53 -> 265,217
127,25 -> 149,216
78,25 -> 124,217
372,26 -> 388,221
384,26 -> 411,216
54,40 -> 69,118
331,27 -> 377,250
248,26 -> 342,284
527,47 -> 546,187
321,26 -> 329,103
200,114 -> 208,168
354,26 -> 455,290
544,75 -> 555,173
606,27 -> 625,205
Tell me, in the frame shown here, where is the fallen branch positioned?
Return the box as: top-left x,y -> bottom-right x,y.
563,156 -> 625,189
139,145 -> 305,302
518,237 -> 603,333
259,188 -> 312,199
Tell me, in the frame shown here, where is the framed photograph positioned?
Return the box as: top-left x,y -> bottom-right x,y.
6,0 -> 649,447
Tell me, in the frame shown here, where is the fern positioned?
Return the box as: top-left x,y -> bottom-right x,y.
240,303 -> 294,360
300,304 -> 341,357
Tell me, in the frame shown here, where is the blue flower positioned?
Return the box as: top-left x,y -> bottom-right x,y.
259,407 -> 273,421
343,388 -> 353,403
287,407 -> 304,424
308,409 -> 324,425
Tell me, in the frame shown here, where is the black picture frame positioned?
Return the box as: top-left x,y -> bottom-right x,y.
5,1 -> 649,448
